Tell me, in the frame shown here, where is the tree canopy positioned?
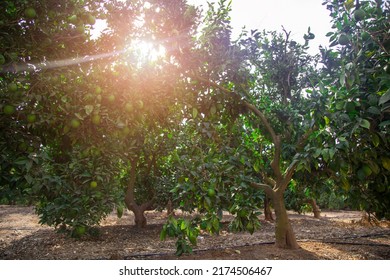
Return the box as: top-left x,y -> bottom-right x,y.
1,0 -> 389,254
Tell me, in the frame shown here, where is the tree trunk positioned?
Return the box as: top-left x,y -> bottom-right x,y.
166,199 -> 175,217
264,195 -> 274,221
272,190 -> 299,249
308,198 -> 321,219
131,204 -> 147,228
124,157 -> 153,229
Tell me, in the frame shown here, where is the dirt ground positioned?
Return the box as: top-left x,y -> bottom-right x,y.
0,205 -> 389,260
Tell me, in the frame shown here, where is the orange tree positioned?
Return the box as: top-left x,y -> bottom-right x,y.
170,0 -> 389,252
318,0 -> 390,219
159,0 -> 324,250
0,0 -> 127,235
0,0 -> 198,234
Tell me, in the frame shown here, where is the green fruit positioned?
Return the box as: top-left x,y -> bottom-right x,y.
68,14 -> 78,24
87,14 -> 96,25
361,32 -> 370,41
76,25 -> 85,34
3,105 -> 15,115
70,118 -> 81,128
24,7 -> 37,19
362,164 -> 372,177
27,114 -> 37,123
207,188 -> 216,197
354,9 -> 366,21
91,114 -> 101,125
95,86 -> 102,94
125,103 -> 133,112
136,100 -> 144,109
90,181 -> 98,188
107,95 -> 115,102
338,34 -> 349,46
8,83 -> 18,92
0,54 -> 5,65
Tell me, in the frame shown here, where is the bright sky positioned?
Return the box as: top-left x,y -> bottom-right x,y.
187,0 -> 333,54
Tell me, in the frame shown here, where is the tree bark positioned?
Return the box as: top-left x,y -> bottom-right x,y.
264,195 -> 274,221
131,204 -> 147,228
307,198 -> 321,219
124,157 -> 154,228
166,199 -> 175,217
251,182 -> 299,249
272,190 -> 300,249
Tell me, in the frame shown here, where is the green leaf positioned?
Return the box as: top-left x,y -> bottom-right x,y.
367,106 -> 381,115
329,148 -> 336,160
382,157 -> 390,171
379,89 -> 390,105
340,70 -> 346,87
359,119 -> 370,129
84,105 -> 94,115
313,148 -> 322,158
188,231 -> 197,245
324,116 -> 330,125
192,107 -> 198,119
253,161 -> 260,172
341,177 -> 350,191
379,120 -> 390,127
372,133 -> 380,147
212,217 -> 220,232
322,149 -> 329,163
75,113 -> 83,120
14,157 -> 29,165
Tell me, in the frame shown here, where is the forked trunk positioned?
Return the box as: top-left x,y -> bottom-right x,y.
124,158 -> 150,228
124,194 -> 153,228
272,191 -> 299,249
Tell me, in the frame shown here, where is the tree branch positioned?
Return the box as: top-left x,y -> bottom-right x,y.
250,182 -> 274,198
191,74 -> 284,180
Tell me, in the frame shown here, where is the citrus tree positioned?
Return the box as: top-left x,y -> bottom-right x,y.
319,0 -> 390,219
0,0 -> 198,234
159,0 -> 324,250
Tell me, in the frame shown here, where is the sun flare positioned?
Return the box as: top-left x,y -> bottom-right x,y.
126,40 -> 166,64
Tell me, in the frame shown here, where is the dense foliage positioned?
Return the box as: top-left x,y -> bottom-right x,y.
1,0 -> 389,254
